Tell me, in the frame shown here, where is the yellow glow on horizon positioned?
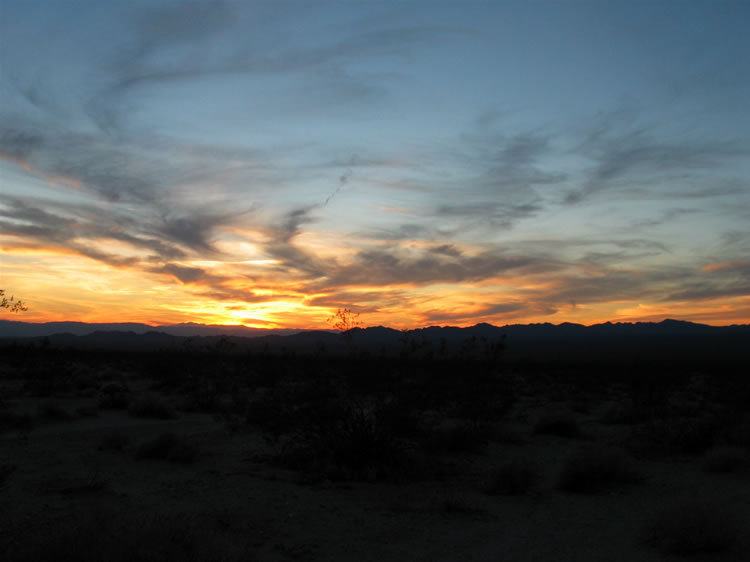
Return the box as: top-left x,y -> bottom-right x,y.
2,239 -> 748,329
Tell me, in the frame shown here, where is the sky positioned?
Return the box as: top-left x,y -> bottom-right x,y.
1,0 -> 749,329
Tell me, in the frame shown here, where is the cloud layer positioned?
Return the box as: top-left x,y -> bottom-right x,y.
1,1 -> 749,327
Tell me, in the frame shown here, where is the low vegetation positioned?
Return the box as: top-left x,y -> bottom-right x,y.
486,458 -> 540,496
557,446 -> 641,493
702,446 -> 750,473
135,433 -> 199,464
1,343 -> 749,560
642,500 -> 739,556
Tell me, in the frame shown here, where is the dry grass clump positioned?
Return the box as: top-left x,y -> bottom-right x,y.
557,446 -> 641,493
0,463 -> 16,487
128,394 -> 176,419
434,493 -> 489,516
97,430 -> 131,452
642,499 -> 739,556
75,405 -> 99,417
486,458 -> 540,496
135,432 -> 199,464
533,412 -> 582,438
37,400 -> 74,422
702,446 -> 750,473
6,509 -> 254,561
97,382 -> 130,410
628,415 -> 723,458
425,420 -> 490,455
0,408 -> 35,432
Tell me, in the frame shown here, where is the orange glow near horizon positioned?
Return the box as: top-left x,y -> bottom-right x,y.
2,241 -> 748,329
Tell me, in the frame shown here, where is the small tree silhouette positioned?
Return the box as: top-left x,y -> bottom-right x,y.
327,308 -> 360,333
0,289 -> 27,313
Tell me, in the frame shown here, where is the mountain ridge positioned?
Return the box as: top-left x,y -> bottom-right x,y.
1,318 -> 748,363
0,318 -> 747,340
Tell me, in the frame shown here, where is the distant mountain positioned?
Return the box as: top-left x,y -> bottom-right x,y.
1,318 -> 748,363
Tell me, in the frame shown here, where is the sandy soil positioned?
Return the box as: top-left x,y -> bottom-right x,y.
3,382 -> 749,562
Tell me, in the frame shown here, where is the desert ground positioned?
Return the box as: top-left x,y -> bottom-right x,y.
1,345 -> 749,561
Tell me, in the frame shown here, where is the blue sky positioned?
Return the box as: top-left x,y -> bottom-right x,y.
1,0 -> 749,327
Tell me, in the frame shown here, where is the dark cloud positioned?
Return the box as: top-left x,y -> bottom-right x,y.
435,201 -> 543,230
358,223 -> 430,241
262,207 -> 329,278
567,122 -> 748,204
0,126 -> 45,160
157,264 -> 208,284
0,124 -> 162,204
324,246 -> 554,287
418,301 -> 555,326
459,131 -> 566,195
305,289 -> 409,311
0,194 -> 237,267
157,211 -> 235,254
667,282 -> 750,302
195,287 -> 301,304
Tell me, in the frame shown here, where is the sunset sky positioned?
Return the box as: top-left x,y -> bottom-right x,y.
1,0 -> 749,329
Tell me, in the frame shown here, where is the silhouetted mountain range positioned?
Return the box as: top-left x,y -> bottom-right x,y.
1,319 -> 748,363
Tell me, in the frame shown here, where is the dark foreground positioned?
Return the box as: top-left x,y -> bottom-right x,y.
2,346 -> 749,561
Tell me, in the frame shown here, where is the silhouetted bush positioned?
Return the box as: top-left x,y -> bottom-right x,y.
486,459 -> 540,495
435,494 -> 488,516
642,500 -> 738,555
727,419 -> 750,450
557,446 -> 641,493
628,416 -> 722,457
0,409 -> 35,432
37,400 -> 74,422
425,421 -> 490,455
0,463 -> 15,487
98,430 -> 130,452
6,509 -> 252,561
135,433 -> 199,464
489,424 -> 526,445
702,446 -> 749,473
128,394 -> 176,419
98,382 -> 129,410
600,401 -> 653,425
534,412 -> 582,438
75,405 -> 99,417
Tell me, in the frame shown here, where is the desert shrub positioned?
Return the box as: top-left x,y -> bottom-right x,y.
22,377 -> 70,398
486,458 -> 540,495
557,446 -> 641,493
135,433 -> 199,464
600,401 -> 653,425
37,400 -> 74,422
71,371 -> 98,392
320,403 -> 405,475
0,409 -> 35,432
534,412 -> 582,438
273,398 -> 444,483
128,394 -> 176,419
180,384 -> 220,413
702,446 -> 749,473
424,421 -> 490,455
435,494 -> 488,515
727,419 -> 750,450
642,500 -> 738,555
628,416 -> 722,457
97,430 -> 130,452
6,509 -> 252,561
98,382 -> 129,410
75,405 -> 99,417
489,424 -> 525,445
0,463 -> 16,487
